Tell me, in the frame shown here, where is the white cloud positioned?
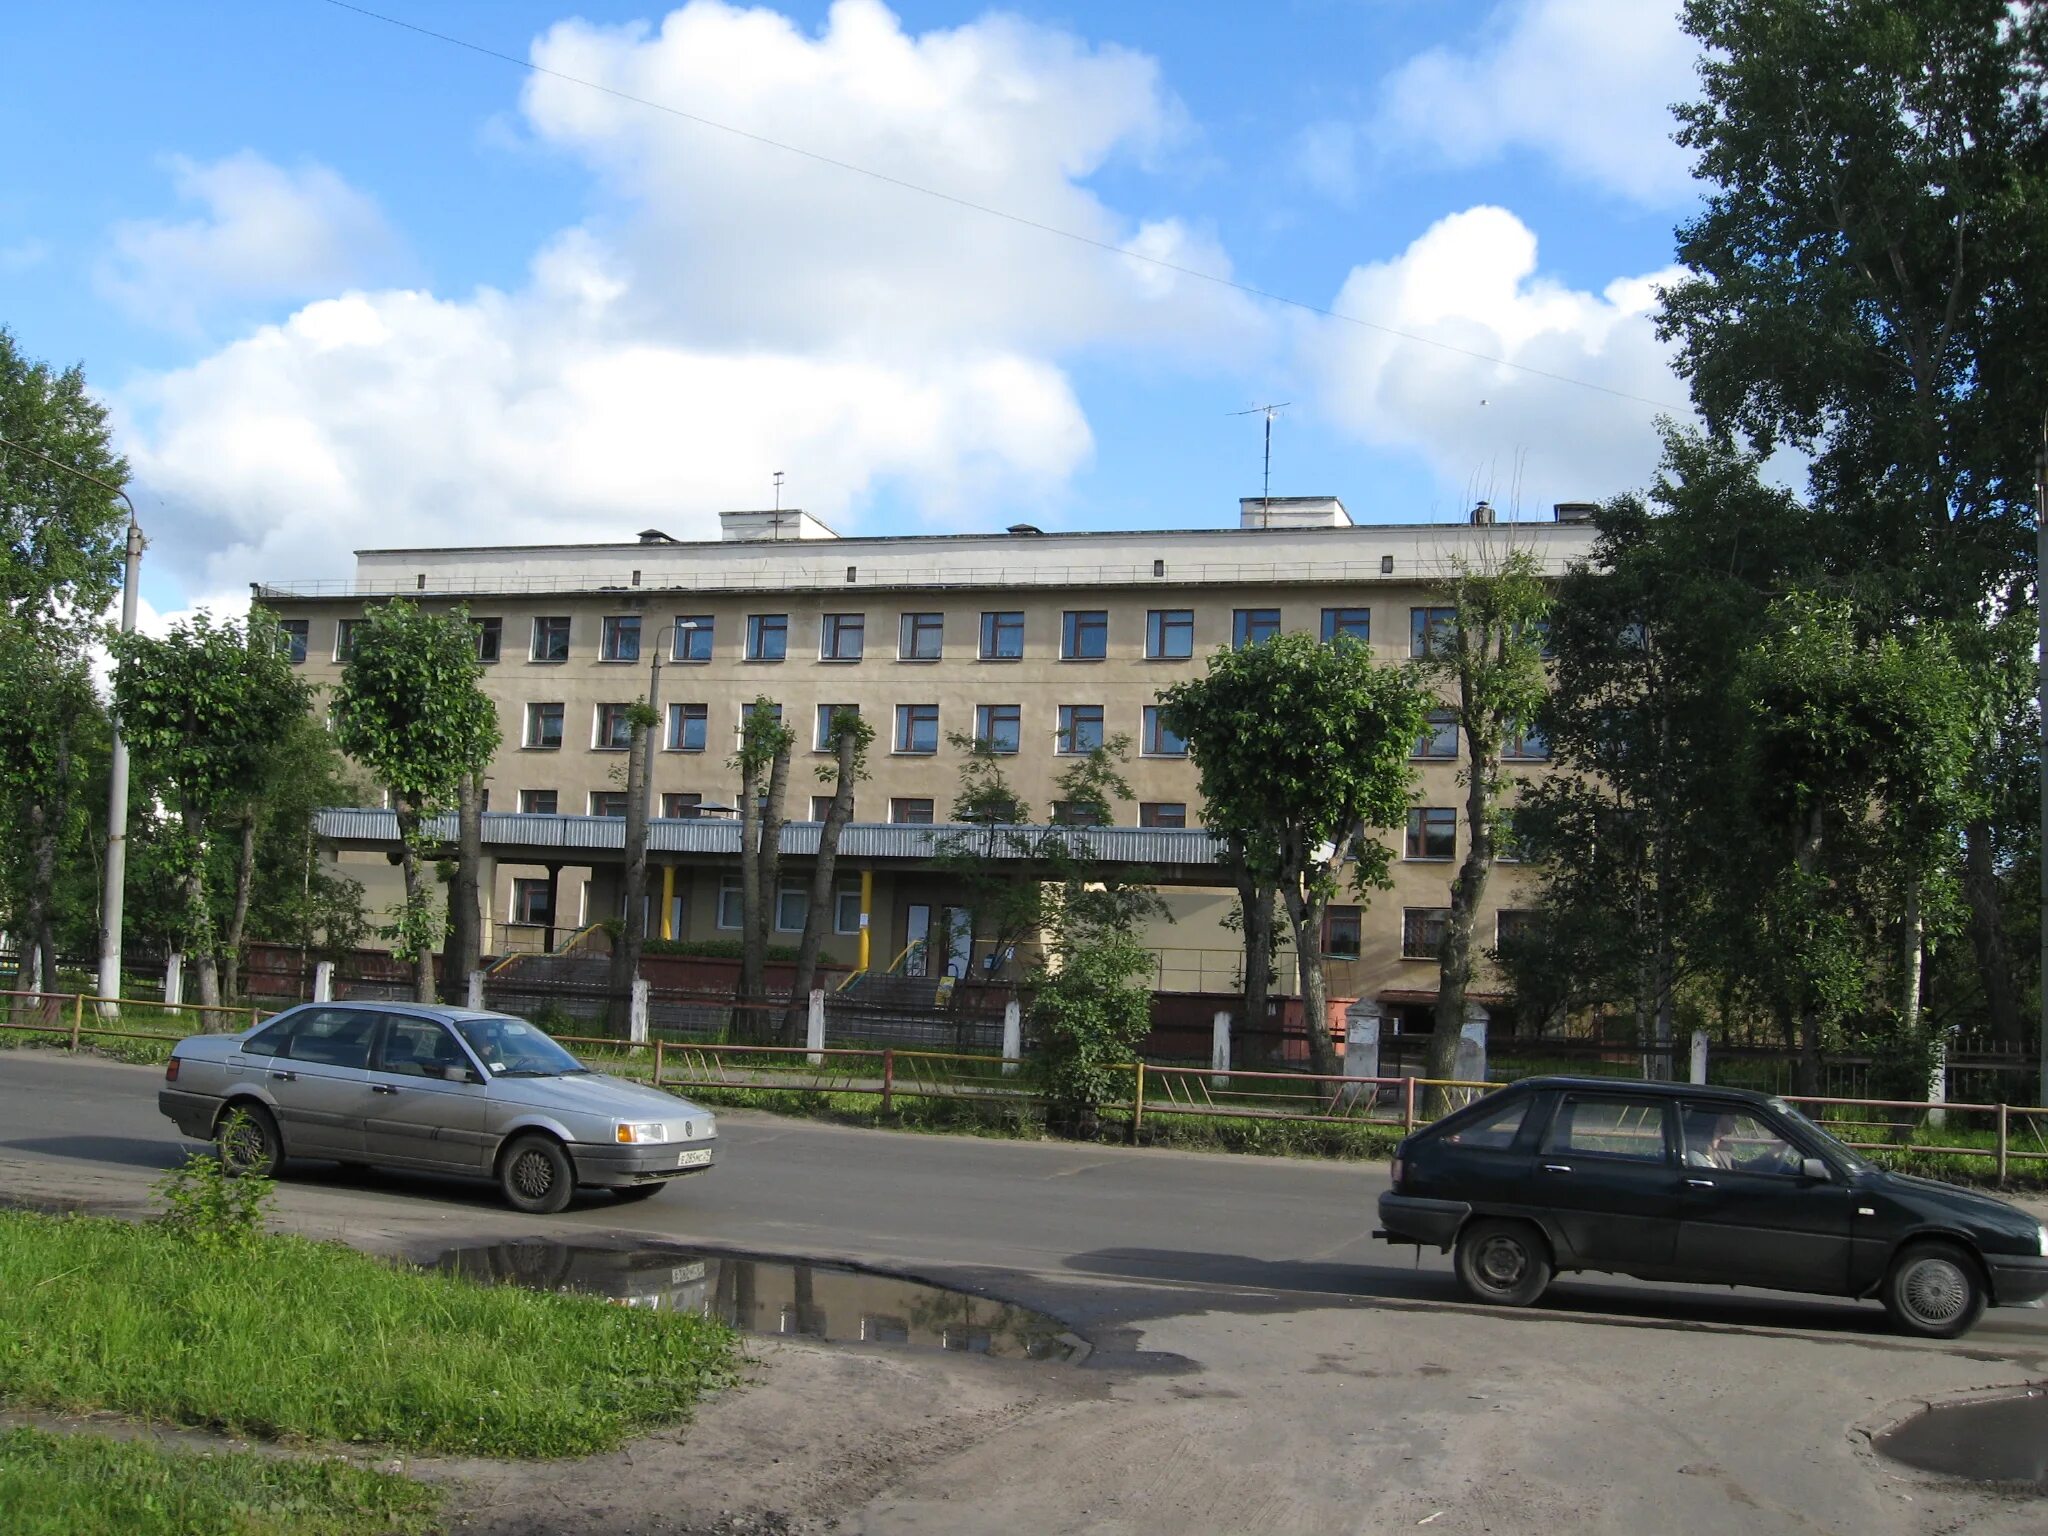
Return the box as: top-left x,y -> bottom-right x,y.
120,0 -> 1262,596
0,238 -> 49,274
1299,205 -> 1692,516
99,151 -> 401,334
1378,0 -> 1698,206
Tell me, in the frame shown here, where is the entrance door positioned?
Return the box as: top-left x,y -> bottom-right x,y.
904,904 -> 932,977
941,906 -> 974,978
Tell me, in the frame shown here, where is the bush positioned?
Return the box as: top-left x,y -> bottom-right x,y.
1030,928 -> 1153,1136
155,1147 -> 273,1252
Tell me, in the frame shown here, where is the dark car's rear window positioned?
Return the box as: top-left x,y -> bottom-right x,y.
1443,1097 -> 1529,1150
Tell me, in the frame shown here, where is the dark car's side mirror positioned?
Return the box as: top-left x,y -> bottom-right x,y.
1800,1157 -> 1831,1182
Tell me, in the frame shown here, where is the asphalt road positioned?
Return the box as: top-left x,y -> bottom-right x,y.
4,1048 -> 2046,1360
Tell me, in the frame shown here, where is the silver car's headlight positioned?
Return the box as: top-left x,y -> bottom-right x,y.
614,1121 -> 669,1144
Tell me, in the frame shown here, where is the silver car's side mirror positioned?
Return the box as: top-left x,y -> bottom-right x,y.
1800,1157 -> 1831,1182
442,1064 -> 480,1084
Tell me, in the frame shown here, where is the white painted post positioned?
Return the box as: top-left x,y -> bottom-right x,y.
629,977 -> 650,1046
1341,1002 -> 1381,1107
467,969 -> 485,1011
1455,1003 -> 1489,1084
1211,1010 -> 1231,1085
807,987 -> 826,1066
1001,999 -> 1022,1076
163,952 -> 184,1010
312,960 -> 333,1003
1689,1030 -> 1709,1086
1927,1033 -> 1948,1130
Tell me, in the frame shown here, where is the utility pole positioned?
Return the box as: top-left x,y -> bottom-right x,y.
0,436 -> 141,1014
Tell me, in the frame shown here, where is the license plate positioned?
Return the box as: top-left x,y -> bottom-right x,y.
676,1149 -> 712,1168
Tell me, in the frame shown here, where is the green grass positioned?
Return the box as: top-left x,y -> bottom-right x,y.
0,1210 -> 739,1458
0,1428 -> 439,1536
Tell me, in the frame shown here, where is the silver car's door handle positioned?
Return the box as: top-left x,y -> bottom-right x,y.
371,1084 -> 399,1095
270,1070 -> 296,1082
1685,1178 -> 1716,1189
1541,1163 -> 1571,1174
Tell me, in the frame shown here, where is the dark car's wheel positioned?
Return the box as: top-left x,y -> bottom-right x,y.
215,1103 -> 283,1179
498,1134 -> 575,1215
1454,1218 -> 1553,1308
612,1182 -> 667,1203
1882,1240 -> 1986,1339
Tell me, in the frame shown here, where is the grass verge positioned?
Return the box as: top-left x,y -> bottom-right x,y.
0,1427 -> 438,1536
0,1209 -> 739,1457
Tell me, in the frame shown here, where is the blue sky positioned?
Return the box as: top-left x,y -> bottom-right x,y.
0,0 -> 1703,616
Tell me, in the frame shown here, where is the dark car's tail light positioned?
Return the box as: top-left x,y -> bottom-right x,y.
1390,1155 -> 1405,1191
164,1057 -> 180,1083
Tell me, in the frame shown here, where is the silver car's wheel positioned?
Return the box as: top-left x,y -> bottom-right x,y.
499,1134 -> 575,1215
1884,1242 -> 1986,1339
215,1103 -> 283,1179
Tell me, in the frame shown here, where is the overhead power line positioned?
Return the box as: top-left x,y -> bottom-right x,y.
316,0 -> 1692,415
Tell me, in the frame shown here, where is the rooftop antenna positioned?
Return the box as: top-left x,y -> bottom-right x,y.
1231,403 -> 1289,526
773,470 -> 785,510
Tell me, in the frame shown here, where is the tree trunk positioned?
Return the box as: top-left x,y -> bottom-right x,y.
783,726 -> 859,1045
1427,743 -> 1498,1104
396,800 -> 435,1004
1960,819 -> 2018,1045
1790,807 -> 1826,1096
737,752 -> 764,1020
13,795 -> 51,998
452,770 -> 484,994
1235,867 -> 1275,1044
608,719 -> 652,1034
1277,879 -> 1338,1077
758,744 -> 790,977
223,810 -> 257,1003
1901,870 -> 1924,1041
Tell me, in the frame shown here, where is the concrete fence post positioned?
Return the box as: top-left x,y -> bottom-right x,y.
1455,1003 -> 1489,1085
1211,1010 -> 1231,1085
1927,1033 -> 1949,1130
164,953 -> 184,1009
467,969 -> 485,1011
312,960 -> 334,1003
1689,1031 -> 1709,1086
1001,999 -> 1022,1076
1341,1002 -> 1381,1107
629,977 -> 650,1047
807,988 -> 826,1066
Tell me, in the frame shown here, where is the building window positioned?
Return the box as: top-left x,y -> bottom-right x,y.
1057,705 -> 1104,755
279,619 -> 309,664
980,610 -> 1024,660
776,880 -> 808,932
513,878 -> 554,925
820,613 -> 864,661
600,615 -> 641,662
1503,724 -> 1550,761
975,704 -> 1021,755
1323,906 -> 1362,959
746,613 -> 788,661
1321,607 -> 1370,644
1062,610 -> 1107,660
1402,907 -> 1451,960
1052,800 -> 1107,827
1141,706 -> 1185,757
518,788 -> 557,815
1411,606 -> 1457,659
472,616 -> 502,663
525,702 -> 564,750
1232,608 -> 1280,648
815,703 -> 859,750
673,615 -> 713,661
891,797 -> 934,825
590,791 -> 629,817
895,704 -> 939,754
1496,908 -> 1537,954
717,876 -> 743,930
1139,801 -> 1187,829
810,793 -> 853,821
834,882 -> 862,934
1146,609 -> 1193,660
531,616 -> 570,662
595,703 -> 635,750
669,702 -> 708,752
1407,806 -> 1457,860
661,792 -> 702,819
1414,708 -> 1459,760
335,618 -> 364,661
899,611 -> 944,660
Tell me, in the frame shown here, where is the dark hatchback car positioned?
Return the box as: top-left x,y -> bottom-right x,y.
1376,1077 -> 2048,1338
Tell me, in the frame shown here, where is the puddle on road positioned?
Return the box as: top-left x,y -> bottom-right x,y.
1875,1388 -> 2048,1491
432,1240 -> 1082,1363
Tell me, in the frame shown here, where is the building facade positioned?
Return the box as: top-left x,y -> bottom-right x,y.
260,496 -> 1596,1028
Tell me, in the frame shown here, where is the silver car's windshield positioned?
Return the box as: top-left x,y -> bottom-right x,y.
452,1015 -> 589,1078
1769,1097 -> 1870,1174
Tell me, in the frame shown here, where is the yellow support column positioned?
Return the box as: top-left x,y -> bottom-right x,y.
857,868 -> 873,972
659,865 -> 676,941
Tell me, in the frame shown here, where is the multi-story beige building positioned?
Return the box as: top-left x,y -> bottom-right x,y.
259,496 -> 1595,1032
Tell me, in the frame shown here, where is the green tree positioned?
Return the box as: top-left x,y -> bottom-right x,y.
731,698 -> 793,1032
1160,634 -> 1428,1075
781,707 -> 875,1043
331,601 -> 499,1003
933,731 -> 1041,979
605,687 -> 661,1032
114,613 -> 308,1010
1411,551 -> 1551,1093
1030,922 -> 1153,1139
0,626 -> 104,991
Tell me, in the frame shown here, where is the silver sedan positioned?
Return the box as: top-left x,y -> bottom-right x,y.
158,1002 -> 716,1213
